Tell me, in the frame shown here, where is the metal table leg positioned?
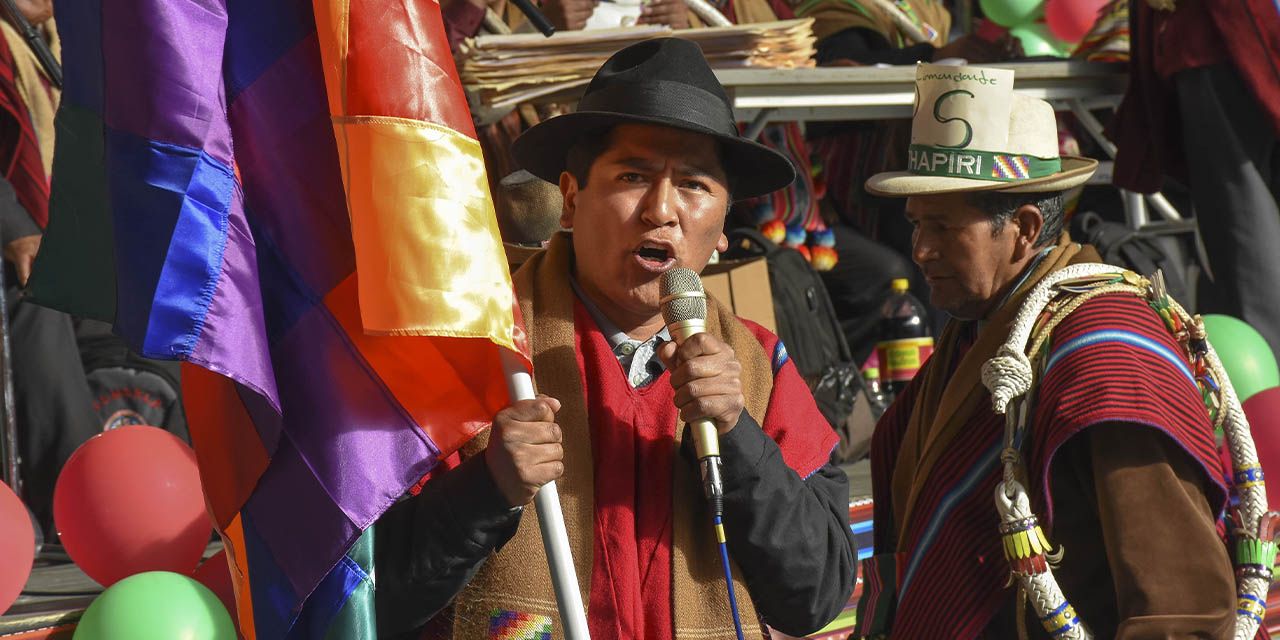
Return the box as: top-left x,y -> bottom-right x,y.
742,107 -> 775,142
1,270 -> 18,494
1,278 -> 18,495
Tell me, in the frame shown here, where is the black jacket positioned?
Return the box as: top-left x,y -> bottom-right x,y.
373,409 -> 857,638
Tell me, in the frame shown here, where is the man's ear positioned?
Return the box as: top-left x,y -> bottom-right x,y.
716,232 -> 729,253
1010,203 -> 1043,262
559,171 -> 577,229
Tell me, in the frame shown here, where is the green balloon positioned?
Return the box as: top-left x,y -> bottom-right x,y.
74,571 -> 235,640
979,0 -> 1044,28
1202,314 -> 1280,404
1009,23 -> 1070,58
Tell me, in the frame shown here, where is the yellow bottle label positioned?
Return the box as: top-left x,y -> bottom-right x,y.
876,337 -> 934,383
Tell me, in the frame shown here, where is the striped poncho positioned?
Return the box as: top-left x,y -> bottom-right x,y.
863,253 -> 1227,638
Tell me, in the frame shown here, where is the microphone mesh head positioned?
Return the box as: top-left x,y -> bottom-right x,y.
660,268 -> 707,324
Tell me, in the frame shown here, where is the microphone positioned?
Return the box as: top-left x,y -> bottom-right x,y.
659,268 -> 724,514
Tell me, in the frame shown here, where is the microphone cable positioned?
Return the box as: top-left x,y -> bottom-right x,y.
715,512 -> 747,640
703,460 -> 745,640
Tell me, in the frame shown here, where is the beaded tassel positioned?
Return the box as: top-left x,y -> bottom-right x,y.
1001,516 -> 1053,576
1236,513 -> 1280,627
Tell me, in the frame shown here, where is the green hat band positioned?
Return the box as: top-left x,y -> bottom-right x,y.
908,145 -> 1062,182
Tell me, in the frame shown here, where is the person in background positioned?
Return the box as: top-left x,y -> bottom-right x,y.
1107,0 -> 1280,359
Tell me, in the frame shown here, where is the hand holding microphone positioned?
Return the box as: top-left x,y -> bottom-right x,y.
659,269 -> 753,640
658,268 -> 746,514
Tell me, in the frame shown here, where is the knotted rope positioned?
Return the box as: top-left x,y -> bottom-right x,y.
982,263 -> 1272,640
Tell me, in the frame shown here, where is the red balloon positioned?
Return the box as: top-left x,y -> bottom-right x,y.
1045,0 -> 1107,43
53,425 -> 211,586
192,549 -> 240,634
974,18 -> 1010,42
1242,387 -> 1280,509
0,482 -> 34,614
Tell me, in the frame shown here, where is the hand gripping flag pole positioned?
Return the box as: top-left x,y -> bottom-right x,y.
500,347 -> 591,639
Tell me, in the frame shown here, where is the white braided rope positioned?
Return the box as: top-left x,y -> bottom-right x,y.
982,263 -> 1270,640
994,480 -> 1092,640
982,263 -> 1122,415
1171,307 -> 1269,640
1193,319 -> 1267,531
982,345 -> 1033,416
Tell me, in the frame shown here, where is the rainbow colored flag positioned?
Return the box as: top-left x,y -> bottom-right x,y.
29,1 -> 526,637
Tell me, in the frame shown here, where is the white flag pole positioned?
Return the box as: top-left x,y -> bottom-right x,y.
499,346 -> 591,639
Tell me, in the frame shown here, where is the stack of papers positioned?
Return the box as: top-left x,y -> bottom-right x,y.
457,19 -> 816,109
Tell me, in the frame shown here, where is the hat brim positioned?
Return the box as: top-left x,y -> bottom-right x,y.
865,156 -> 1099,197
511,111 -> 796,200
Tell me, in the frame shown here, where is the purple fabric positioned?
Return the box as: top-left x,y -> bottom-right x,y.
224,0 -> 313,101
102,0 -> 234,167
227,34 -> 355,298
188,182 -> 280,410
237,378 -> 284,459
236,300 -> 440,597
243,435 -> 360,600
269,301 -> 440,527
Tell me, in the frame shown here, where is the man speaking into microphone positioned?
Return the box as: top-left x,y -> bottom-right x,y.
373,38 -> 856,639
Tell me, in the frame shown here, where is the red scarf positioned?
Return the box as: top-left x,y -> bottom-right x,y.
0,33 -> 48,228
576,299 -> 678,639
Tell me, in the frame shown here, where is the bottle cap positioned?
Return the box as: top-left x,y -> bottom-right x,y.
891,278 -> 909,293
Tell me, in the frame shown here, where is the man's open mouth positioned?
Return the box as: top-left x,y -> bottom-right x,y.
633,241 -> 676,270
636,246 -> 669,263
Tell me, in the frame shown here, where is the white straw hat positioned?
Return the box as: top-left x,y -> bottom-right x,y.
866,63 -> 1097,197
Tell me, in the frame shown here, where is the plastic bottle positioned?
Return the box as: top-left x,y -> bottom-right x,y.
876,278 -> 934,395
863,366 -> 891,419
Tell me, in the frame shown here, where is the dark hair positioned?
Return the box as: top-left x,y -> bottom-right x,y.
565,128 -> 616,190
965,191 -> 1064,248
562,125 -> 735,202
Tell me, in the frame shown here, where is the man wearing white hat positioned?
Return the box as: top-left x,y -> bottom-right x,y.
856,64 -> 1237,639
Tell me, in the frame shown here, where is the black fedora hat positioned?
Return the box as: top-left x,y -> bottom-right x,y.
511,38 -> 796,200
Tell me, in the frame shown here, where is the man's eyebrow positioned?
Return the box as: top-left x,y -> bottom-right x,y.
609,156 -> 723,181
679,161 -> 722,181
611,156 -> 661,172
905,209 -> 944,221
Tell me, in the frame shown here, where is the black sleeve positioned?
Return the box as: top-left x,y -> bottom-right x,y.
373,451 -> 523,637
815,26 -> 937,66
713,411 -> 858,636
0,176 -> 38,243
